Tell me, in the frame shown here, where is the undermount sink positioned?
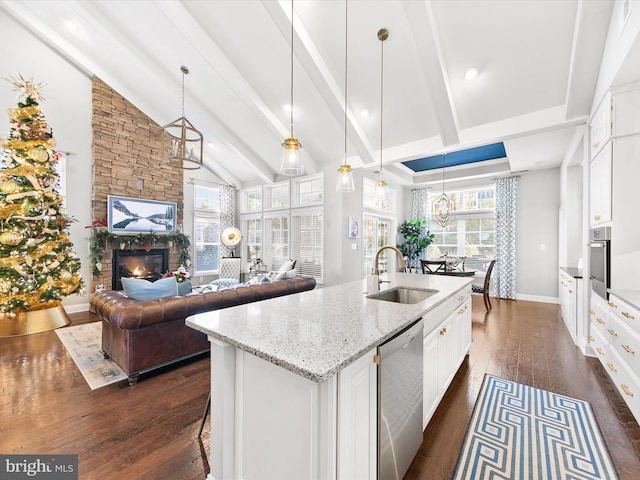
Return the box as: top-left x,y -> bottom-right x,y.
367,287 -> 439,304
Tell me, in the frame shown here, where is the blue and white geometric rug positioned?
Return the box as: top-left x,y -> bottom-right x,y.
453,375 -> 619,479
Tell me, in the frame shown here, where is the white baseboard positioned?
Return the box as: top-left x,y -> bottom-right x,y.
63,303 -> 90,313
514,294 -> 560,304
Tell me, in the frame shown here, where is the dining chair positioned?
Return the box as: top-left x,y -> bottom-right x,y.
420,259 -> 447,274
219,257 -> 242,281
472,259 -> 496,310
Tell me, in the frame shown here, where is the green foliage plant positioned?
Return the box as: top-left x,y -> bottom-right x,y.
397,219 -> 434,270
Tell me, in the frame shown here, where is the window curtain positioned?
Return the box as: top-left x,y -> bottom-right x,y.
494,177 -> 517,299
411,188 -> 430,222
219,185 -> 237,258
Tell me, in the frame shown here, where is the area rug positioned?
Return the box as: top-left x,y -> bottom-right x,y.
452,374 -> 618,480
55,322 -> 127,390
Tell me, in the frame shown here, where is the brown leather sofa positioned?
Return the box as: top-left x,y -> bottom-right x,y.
90,276 -> 316,384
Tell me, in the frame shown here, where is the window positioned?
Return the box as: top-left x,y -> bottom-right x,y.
263,213 -> 289,271
239,174 -> 324,283
427,186 -> 495,259
292,173 -> 323,206
291,208 -> 323,282
265,181 -> 290,210
244,215 -> 262,264
239,186 -> 262,213
194,185 -> 220,274
362,215 -> 394,277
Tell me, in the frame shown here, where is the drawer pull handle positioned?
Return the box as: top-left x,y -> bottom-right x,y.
589,309 -> 595,315
621,384 -> 634,397
596,317 -> 604,324
622,311 -> 635,320
440,328 -> 447,336
622,345 -> 635,355
593,139 -> 600,148
587,335 -> 595,342
596,347 -> 605,355
607,362 -> 617,372
607,329 -> 617,337
594,214 -> 601,221
608,301 -> 617,309
569,289 -> 573,294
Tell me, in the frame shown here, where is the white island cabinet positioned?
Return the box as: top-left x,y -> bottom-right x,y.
187,273 -> 472,480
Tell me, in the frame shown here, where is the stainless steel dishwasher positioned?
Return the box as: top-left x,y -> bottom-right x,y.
378,318 -> 424,480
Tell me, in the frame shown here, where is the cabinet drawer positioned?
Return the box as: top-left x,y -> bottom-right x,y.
608,294 -> 640,336
608,314 -> 640,377
589,308 -> 609,340
607,348 -> 640,421
423,287 -> 470,337
589,325 -> 610,360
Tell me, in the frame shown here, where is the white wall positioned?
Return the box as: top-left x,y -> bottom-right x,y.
0,13 -> 92,312
516,168 -> 561,301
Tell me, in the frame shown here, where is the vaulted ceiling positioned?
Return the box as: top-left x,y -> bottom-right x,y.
1,0 -> 620,189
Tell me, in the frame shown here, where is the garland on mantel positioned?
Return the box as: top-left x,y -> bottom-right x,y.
88,225 -> 191,278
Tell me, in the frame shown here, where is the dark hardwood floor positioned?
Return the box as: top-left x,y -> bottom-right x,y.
1,297 -> 640,479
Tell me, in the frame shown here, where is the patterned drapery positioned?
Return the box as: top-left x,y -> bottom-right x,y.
494,177 -> 517,299
411,188 -> 430,221
219,185 -> 237,258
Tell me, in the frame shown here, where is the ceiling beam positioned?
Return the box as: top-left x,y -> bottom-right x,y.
402,0 -> 460,147
262,0 -> 376,166
564,0 -> 614,120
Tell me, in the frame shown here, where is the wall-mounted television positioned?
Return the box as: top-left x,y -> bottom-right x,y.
107,195 -> 176,234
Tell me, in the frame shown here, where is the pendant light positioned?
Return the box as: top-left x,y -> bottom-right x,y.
280,0 -> 304,176
375,28 -> 389,207
432,154 -> 455,227
336,0 -> 355,192
161,65 -> 203,170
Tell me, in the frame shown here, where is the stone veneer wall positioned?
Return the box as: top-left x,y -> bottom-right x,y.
91,76 -> 184,291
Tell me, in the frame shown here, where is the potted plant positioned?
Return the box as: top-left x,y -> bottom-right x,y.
397,219 -> 434,271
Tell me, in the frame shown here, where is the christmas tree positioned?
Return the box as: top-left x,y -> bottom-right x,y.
0,75 -> 83,317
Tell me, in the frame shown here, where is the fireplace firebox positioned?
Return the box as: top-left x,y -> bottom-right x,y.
112,248 -> 169,290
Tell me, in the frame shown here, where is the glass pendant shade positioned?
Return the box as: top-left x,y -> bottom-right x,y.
280,137 -> 303,175
336,163 -> 355,192
161,65 -> 203,170
375,178 -> 389,207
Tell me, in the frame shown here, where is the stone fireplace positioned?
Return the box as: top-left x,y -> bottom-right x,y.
112,248 -> 169,291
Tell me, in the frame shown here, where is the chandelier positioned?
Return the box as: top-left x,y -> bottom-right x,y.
432,154 -> 455,227
161,66 -> 203,170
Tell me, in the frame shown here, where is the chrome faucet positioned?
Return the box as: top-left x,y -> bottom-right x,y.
374,245 -> 407,276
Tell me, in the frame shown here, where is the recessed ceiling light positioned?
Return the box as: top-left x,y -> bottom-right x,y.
360,108 -> 370,118
464,67 -> 479,80
207,141 -> 216,149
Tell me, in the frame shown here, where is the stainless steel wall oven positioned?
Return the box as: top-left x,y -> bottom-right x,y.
590,226 -> 611,300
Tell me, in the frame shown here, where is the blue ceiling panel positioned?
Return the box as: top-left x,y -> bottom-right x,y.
402,142 -> 506,172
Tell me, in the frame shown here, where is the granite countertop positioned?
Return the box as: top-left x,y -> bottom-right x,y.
186,273 -> 472,383
560,266 -> 583,278
608,289 -> 640,311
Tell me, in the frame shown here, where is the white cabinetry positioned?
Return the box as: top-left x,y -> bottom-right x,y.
559,269 -> 583,344
589,294 -> 640,423
422,290 -> 471,429
589,92 -> 611,159
589,142 -> 612,226
337,347 -> 377,480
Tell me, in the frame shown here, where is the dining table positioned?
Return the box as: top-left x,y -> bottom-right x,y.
424,268 -> 476,277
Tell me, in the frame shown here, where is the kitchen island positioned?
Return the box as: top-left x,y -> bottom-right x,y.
186,272 -> 472,480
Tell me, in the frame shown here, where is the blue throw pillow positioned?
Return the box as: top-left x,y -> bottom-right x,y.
121,276 -> 178,301
178,279 -> 192,295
